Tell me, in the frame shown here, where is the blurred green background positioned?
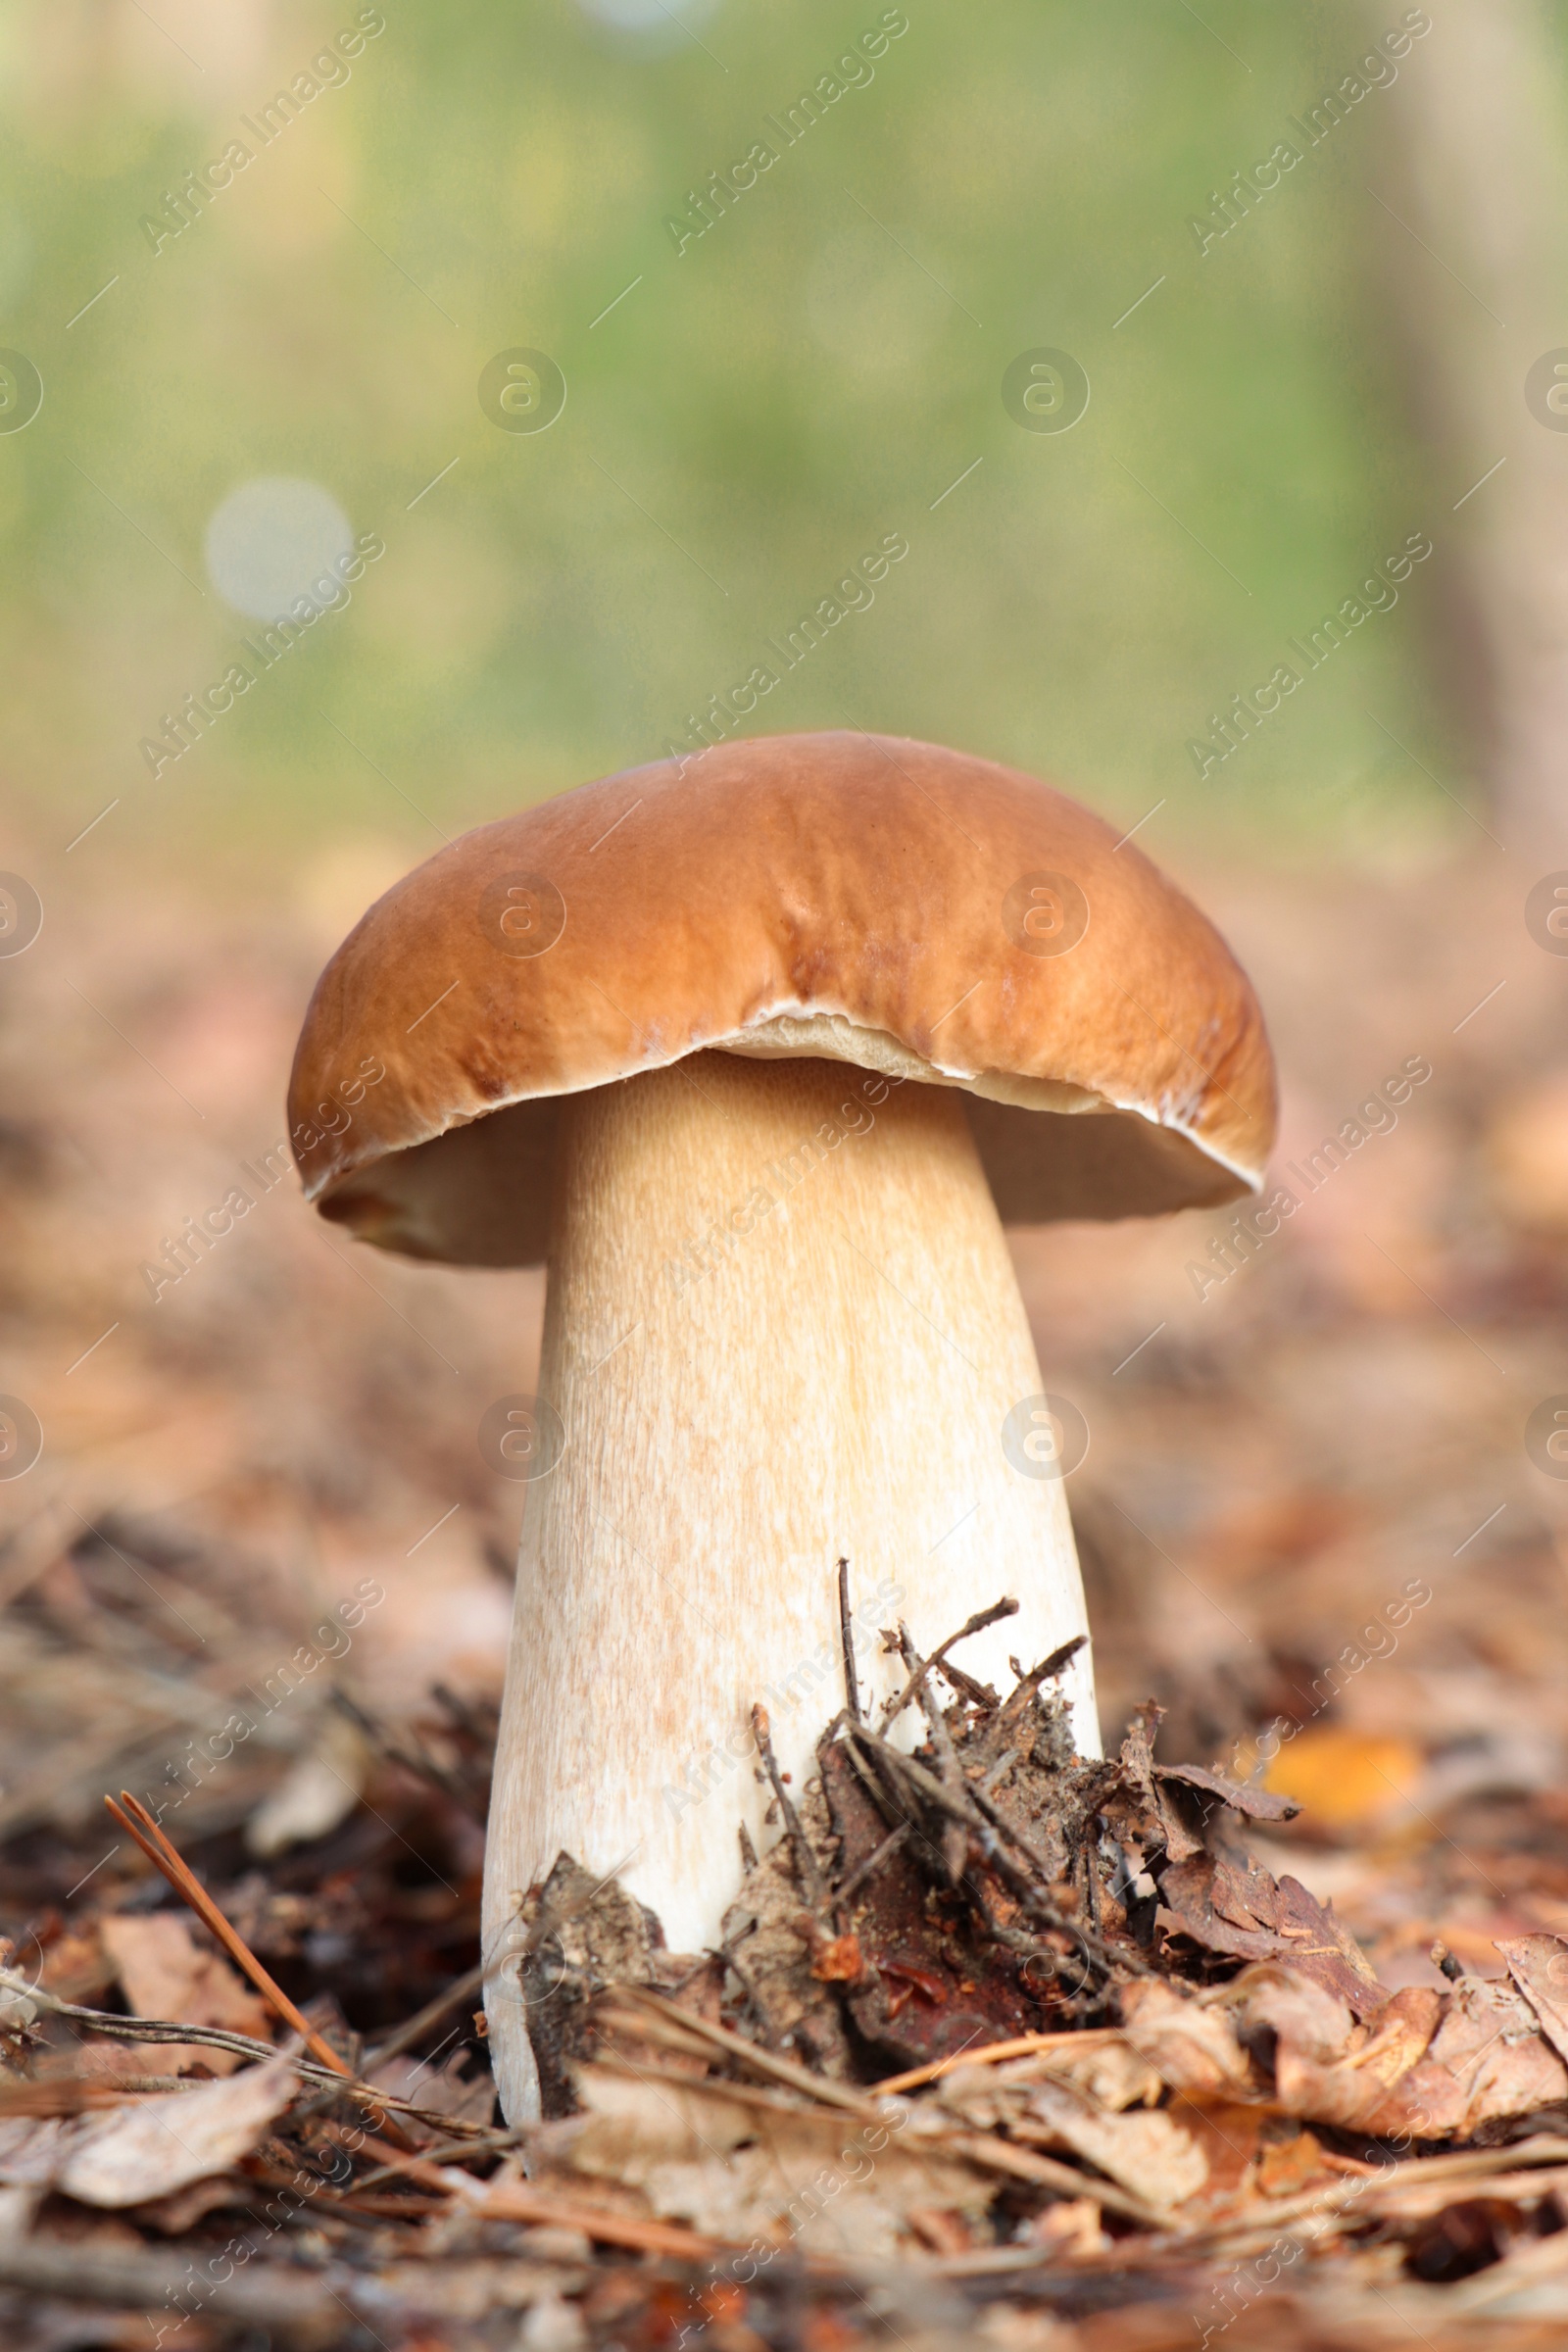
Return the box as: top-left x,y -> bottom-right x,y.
0,0 -> 1494,884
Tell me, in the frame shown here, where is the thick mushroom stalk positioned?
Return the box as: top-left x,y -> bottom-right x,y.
480,1049 -> 1097,2120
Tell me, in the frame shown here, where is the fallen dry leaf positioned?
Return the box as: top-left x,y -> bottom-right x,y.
0,2057 -> 297,2208
1010,2078 -> 1208,2209
1423,1977 -> 1568,2139
1154,1761 -> 1300,1823
1163,2099 -> 1291,2215
99,1913 -> 272,2076
1028,2195 -> 1107,2260
134,2171 -> 256,2233
1234,1962 -> 1568,2140
1255,2126 -> 1328,2197
1485,1073 -> 1568,1233
245,1711 -> 369,1858
0,2116 -> 71,2186
37,1923 -> 115,2004
61,2058 -> 299,2208
1118,1979 -> 1258,2099
561,2066 -> 993,2259
346,2259 -> 591,2320
929,2042 -> 1160,2132
1496,1932 -> 1568,2068
370,2046 -> 497,2136
1260,1727 -> 1425,1834
1159,1851 -> 1387,2014
994,2038 -> 1163,2117
1253,1972 -> 1442,2135
1238,1962 -> 1394,2065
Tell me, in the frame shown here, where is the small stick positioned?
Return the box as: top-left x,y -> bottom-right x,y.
844,1726 -> 1127,1981
612,1983 -> 881,2118
834,1819 -> 911,1907
874,2027 -> 1123,2097
396,2154 -> 734,2257
104,1795 -> 426,2149
710,1943 -> 784,2050
0,2239 -> 334,2332
0,2079 -> 150,2117
666,1912 -> 756,1999
330,1688 -> 483,1824
350,2112 -> 745,2257
975,1745 -> 1019,1798
10,1986 -> 292,2065
898,1624 -> 968,1884
837,1556 -> 860,1723
994,1633 -> 1088,1738
355,2120 -> 532,2189
592,2003 -> 725,2064
750,1704 -> 827,1911
962,1773 -> 1063,1888
363,1955 -> 489,2072
2,1977 -> 489,2126
862,1720 -> 1069,1897
877,1596 -> 1020,1731
935,1656 -> 999,1709
105,1791 -> 351,2079
1081,1832 -> 1103,1936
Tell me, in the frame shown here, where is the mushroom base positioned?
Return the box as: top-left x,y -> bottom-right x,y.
481,1053 -> 1099,2120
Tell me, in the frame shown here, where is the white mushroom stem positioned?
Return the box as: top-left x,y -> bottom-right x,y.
481,1051 -> 1099,2120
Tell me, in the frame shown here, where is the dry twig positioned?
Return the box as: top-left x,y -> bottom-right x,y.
104,1789 -> 352,2079
876,1596 -> 1021,1731
749,1702 -> 828,1910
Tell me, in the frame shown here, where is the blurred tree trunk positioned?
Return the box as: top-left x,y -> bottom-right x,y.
1368,0 -> 1568,854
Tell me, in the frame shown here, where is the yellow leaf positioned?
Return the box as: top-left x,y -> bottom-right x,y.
1262,1728 -> 1423,1831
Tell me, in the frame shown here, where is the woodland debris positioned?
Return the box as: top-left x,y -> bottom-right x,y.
0,2054 -> 297,2206
7,1600 -> 1568,2344
98,1912 -> 272,2076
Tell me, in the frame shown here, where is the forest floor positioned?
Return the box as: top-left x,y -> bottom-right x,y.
3,844 -> 1568,2347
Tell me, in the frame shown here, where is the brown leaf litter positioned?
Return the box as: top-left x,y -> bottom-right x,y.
8,1602 -> 1568,2347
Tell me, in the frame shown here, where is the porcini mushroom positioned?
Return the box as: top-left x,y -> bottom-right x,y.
288,731 -> 1275,2118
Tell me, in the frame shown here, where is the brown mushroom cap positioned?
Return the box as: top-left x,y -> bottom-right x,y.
288,731 -> 1276,1264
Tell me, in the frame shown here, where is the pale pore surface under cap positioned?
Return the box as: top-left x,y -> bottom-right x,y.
719,1010 -> 1113,1119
